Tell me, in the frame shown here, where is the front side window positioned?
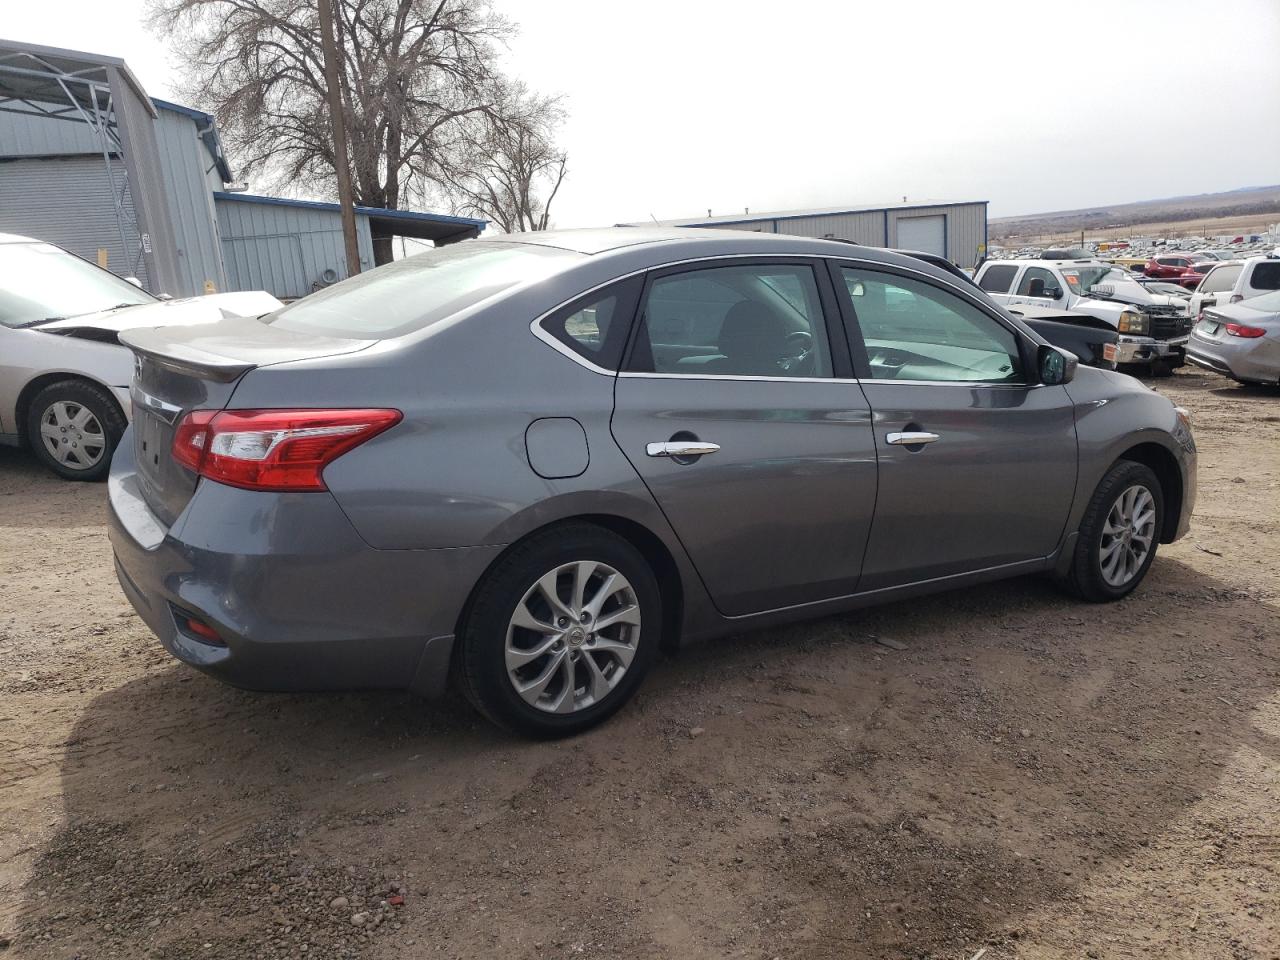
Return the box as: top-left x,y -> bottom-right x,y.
1016,267 -> 1058,297
977,264 -> 1018,293
840,268 -> 1022,383
0,242 -> 155,328
628,263 -> 833,378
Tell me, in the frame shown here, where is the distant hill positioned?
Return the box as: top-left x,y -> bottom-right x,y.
991,185 -> 1280,240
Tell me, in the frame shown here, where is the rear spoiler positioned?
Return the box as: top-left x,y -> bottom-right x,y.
119,329 -> 255,382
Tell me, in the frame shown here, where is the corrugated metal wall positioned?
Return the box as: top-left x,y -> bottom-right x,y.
0,104 -> 103,155
0,155 -> 150,287
109,68 -> 182,296
216,198 -> 375,299
887,204 -> 987,268
684,203 -> 988,268
153,108 -> 227,297
772,211 -> 888,245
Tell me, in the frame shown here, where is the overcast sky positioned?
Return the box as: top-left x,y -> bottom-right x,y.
6,0 -> 1279,227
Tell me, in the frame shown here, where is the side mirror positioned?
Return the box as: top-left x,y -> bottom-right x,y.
124,276 -> 143,288
1043,286 -> 1062,300
1039,344 -> 1078,385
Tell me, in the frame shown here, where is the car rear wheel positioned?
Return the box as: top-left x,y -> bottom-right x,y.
1060,460 -> 1164,602
456,522 -> 661,737
25,380 -> 125,481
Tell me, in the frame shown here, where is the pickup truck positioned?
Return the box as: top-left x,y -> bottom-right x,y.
974,258 -> 1193,373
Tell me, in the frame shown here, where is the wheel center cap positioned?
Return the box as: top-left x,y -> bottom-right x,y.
567,627 -> 586,646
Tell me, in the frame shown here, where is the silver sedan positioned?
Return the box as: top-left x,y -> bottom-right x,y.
1188,291 -> 1280,386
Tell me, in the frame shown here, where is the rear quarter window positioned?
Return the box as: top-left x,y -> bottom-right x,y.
1249,261 -> 1280,291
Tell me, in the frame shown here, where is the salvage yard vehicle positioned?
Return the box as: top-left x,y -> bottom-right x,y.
1187,289 -> 1280,385
0,233 -> 282,480
109,229 -> 1197,736
888,248 -> 1118,370
1188,256 -> 1280,320
975,258 -> 1193,373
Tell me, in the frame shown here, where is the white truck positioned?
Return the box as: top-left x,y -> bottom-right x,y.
974,258 -> 1194,373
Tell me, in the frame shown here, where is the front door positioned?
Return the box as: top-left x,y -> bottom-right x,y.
833,263 -> 1078,591
610,258 -> 879,617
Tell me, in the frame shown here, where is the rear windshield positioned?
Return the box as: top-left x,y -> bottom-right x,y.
1201,264 -> 1242,293
266,241 -> 581,338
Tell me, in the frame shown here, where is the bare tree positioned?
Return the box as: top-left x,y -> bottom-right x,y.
440,84 -> 567,232
148,0 -> 538,262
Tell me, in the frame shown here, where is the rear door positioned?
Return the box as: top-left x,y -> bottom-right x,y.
974,262 -> 1020,307
832,262 -> 1077,590
610,258 -> 879,616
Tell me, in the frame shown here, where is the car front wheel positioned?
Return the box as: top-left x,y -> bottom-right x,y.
456,522 -> 661,737
1061,460 -> 1164,602
25,380 -> 125,481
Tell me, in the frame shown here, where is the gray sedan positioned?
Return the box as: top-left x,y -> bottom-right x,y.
108,229 -> 1197,736
1187,290 -> 1280,385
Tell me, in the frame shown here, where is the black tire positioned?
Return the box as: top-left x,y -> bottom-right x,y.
456,522 -> 661,737
1060,460 -> 1164,602
25,379 -> 125,482
1148,360 -> 1175,378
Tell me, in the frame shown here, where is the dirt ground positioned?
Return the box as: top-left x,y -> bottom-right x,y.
1,367 -> 1277,960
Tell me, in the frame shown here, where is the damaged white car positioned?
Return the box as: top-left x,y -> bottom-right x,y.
0,233 -> 282,480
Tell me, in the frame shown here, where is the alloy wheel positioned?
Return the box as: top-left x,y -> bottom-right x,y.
1099,484 -> 1156,587
505,560 -> 641,714
38,401 -> 108,470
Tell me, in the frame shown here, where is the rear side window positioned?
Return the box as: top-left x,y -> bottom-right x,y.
1249,261 -> 1280,291
267,241 -> 581,339
539,277 -> 642,370
977,264 -> 1018,293
627,263 -> 833,378
1202,264 -> 1242,293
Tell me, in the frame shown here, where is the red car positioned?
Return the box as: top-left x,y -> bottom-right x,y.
1178,261 -> 1219,290
1144,253 -> 1198,279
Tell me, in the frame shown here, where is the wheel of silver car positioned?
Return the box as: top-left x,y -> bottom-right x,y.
1061,459 -> 1164,603
505,561 -> 641,714
457,522 -> 661,737
38,400 -> 109,471
1098,484 -> 1157,588
25,379 -> 125,482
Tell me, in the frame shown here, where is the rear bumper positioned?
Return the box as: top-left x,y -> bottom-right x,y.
107,428 -> 503,697
1115,335 -> 1187,365
1187,335 -> 1280,385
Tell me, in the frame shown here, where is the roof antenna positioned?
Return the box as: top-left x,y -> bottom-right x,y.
649,213 -> 659,222
707,208 -> 712,218
745,207 -> 749,215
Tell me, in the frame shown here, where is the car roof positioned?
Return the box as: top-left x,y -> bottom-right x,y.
472,226 -> 959,274
0,232 -> 42,245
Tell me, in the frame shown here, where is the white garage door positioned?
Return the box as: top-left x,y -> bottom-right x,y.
896,215 -> 946,257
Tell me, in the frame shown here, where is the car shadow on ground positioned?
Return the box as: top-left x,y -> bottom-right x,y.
12,557 -> 1280,959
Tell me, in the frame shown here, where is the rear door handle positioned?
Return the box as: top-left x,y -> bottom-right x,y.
647,441 -> 721,458
886,431 -> 940,446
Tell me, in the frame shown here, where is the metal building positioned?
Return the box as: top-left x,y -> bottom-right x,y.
0,38 -> 485,300
214,193 -> 485,299
626,201 -> 989,268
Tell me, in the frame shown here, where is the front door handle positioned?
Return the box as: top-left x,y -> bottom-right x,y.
886,431 -> 940,446
646,440 -> 721,458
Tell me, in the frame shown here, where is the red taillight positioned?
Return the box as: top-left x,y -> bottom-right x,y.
1225,323 -> 1267,338
170,408 -> 402,491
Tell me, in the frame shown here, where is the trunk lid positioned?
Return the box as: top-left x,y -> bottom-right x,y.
119,316 -> 373,526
